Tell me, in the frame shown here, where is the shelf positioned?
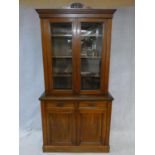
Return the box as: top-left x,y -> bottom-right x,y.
52,34 -> 101,37
81,75 -> 100,78
53,56 -> 100,59
53,73 -> 72,77
53,75 -> 72,77
52,34 -> 72,37
53,56 -> 72,58
81,72 -> 100,77
81,56 -> 101,59
81,34 -> 102,37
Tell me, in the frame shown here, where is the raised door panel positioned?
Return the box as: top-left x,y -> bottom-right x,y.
79,113 -> 103,145
78,102 -> 107,145
47,112 -> 75,145
46,102 -> 76,145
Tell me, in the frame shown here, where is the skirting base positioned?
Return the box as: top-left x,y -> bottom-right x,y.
43,145 -> 110,152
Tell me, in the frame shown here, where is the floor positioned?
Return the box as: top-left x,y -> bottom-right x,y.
19,129 -> 134,155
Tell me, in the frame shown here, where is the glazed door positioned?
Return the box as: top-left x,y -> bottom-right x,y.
42,18 -> 110,94
42,18 -> 76,94
76,19 -> 108,94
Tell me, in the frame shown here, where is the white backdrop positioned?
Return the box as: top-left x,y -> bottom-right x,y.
19,6 -> 135,155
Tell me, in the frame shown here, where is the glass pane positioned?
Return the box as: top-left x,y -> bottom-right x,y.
52,37 -> 72,57
50,23 -> 72,89
80,22 -> 103,90
53,77 -> 72,89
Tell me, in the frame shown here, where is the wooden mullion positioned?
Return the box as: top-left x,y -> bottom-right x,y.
40,19 -> 51,94
74,18 -> 81,94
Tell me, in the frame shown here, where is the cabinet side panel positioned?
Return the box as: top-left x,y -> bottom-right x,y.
40,101 -> 48,145
102,19 -> 112,93
40,19 -> 51,93
104,101 -> 112,145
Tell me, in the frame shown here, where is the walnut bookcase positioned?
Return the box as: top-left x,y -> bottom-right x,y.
36,8 -> 116,152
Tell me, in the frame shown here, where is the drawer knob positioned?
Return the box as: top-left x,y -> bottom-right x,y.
88,103 -> 96,107
56,102 -> 64,107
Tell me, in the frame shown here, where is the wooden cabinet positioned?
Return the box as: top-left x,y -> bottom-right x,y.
37,7 -> 116,152
40,99 -> 112,152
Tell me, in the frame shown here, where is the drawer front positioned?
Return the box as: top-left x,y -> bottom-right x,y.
46,101 -> 74,109
79,101 -> 107,108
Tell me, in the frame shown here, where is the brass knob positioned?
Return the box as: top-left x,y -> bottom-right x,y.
56,102 -> 64,107
88,103 -> 96,107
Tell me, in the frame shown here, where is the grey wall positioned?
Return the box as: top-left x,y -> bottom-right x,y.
19,5 -> 134,150
19,5 -> 43,130
110,7 -> 135,133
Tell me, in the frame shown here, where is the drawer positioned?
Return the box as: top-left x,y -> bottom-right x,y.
79,101 -> 108,108
46,101 -> 74,109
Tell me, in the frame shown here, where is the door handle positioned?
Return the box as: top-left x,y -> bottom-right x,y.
88,103 -> 96,107
56,102 -> 64,107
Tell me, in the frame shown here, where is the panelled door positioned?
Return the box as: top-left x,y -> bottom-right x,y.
78,101 -> 108,145
46,101 -> 76,145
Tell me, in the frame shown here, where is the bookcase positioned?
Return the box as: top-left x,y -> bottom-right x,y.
36,7 -> 116,152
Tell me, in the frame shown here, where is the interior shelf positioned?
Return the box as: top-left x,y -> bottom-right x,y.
81,56 -> 101,59
52,56 -> 72,58
52,56 -> 100,59
51,34 -> 101,37
52,34 -> 72,37
53,75 -> 72,77
81,72 -> 100,77
81,34 -> 102,37
53,73 -> 72,77
81,75 -> 100,78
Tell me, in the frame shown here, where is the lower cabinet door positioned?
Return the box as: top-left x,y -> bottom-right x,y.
78,102 -> 108,145
46,102 -> 76,145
